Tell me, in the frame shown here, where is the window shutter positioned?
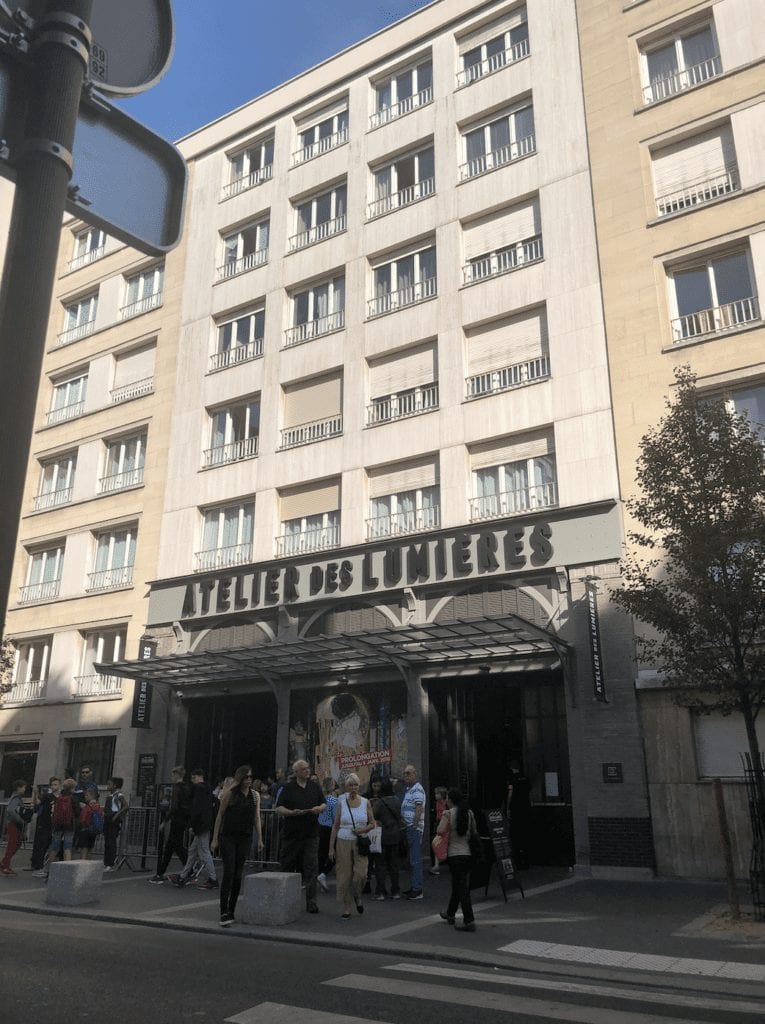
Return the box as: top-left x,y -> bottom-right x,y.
283,372 -> 342,427
652,125 -> 735,196
463,197 -> 539,259
466,308 -> 546,375
296,95 -> 348,129
470,428 -> 553,470
280,479 -> 341,520
113,344 -> 155,387
369,342 -> 437,397
458,7 -> 527,54
368,455 -> 438,498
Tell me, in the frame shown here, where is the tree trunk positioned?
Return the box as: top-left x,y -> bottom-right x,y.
741,702 -> 765,821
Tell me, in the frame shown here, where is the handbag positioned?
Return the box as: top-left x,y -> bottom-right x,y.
431,813 -> 450,863
348,801 -> 371,856
368,825 -> 383,855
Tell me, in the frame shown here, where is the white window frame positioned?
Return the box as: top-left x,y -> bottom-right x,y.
218,218 -> 270,280
88,526 -> 137,591
668,249 -> 759,342
212,308 -> 265,371
471,455 -> 557,520
291,184 -> 347,251
101,433 -> 147,492
640,23 -> 721,105
35,452 -> 76,510
369,146 -> 435,219
205,400 -> 260,466
294,109 -> 349,165
75,628 -> 126,697
368,486 -> 439,538
458,17 -> 530,88
9,637 -> 52,701
196,501 -> 255,571
460,104 -> 536,181
21,545 -> 64,603
286,276 -> 345,345
48,373 -> 87,424
70,227 -> 106,270
123,264 -> 164,318
225,135 -> 274,197
371,58 -> 433,129
280,510 -> 340,556
60,293 -> 98,345
369,245 -> 437,317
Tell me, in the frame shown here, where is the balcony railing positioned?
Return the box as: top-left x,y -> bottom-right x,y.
672,296 -> 759,343
19,579 -> 61,604
210,338 -> 263,371
46,400 -> 84,425
280,415 -> 342,450
459,133 -> 536,181
644,55 -> 722,104
216,247 -> 268,282
57,318 -> 96,347
470,482 -> 558,522
276,523 -> 340,558
284,309 -> 344,347
99,467 -> 144,493
456,37 -> 530,88
110,376 -> 154,404
368,177 -> 435,220
120,290 -> 162,320
366,505 -> 440,540
222,162 -> 273,200
466,355 -> 550,400
4,679 -> 47,703
289,214 -> 347,252
68,245 -> 105,271
655,167 -> 739,217
367,382 -> 439,426
203,436 -> 259,467
86,565 -> 134,592
368,276 -> 437,318
33,486 -> 73,511
194,542 -> 252,573
72,673 -> 122,698
463,235 -> 543,286
292,126 -> 348,166
370,86 -> 433,130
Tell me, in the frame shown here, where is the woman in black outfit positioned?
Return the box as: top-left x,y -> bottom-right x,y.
211,764 -> 262,926
436,787 -> 476,932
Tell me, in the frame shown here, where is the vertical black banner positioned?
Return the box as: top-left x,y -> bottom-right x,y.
131,636 -> 157,728
585,579 -> 607,702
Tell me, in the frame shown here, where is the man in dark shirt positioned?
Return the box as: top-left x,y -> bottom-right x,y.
275,759 -> 325,913
150,766 -> 191,883
30,776 -> 60,871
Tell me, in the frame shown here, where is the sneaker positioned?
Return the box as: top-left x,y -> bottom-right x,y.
196,879 -> 218,890
317,872 -> 329,893
406,889 -> 423,900
390,892 -> 402,900
32,869 -> 48,878
103,866 -> 115,873
373,893 -> 386,901
148,874 -> 166,884
169,874 -> 186,888
1,868 -> 17,876
428,866 -> 440,876
219,914 -> 234,927
401,888 -> 413,897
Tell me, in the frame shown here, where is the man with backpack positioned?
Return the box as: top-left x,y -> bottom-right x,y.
1,778 -> 30,876
38,778 -> 81,877
149,765 -> 191,883
169,768 -> 218,889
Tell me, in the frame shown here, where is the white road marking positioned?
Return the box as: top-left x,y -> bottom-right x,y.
225,1003 -> 392,1024
500,939 -> 765,982
140,897 -> 219,916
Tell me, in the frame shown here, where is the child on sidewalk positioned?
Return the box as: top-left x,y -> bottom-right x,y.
1,779 -> 29,876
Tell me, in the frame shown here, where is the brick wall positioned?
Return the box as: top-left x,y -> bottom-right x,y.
588,816 -> 655,868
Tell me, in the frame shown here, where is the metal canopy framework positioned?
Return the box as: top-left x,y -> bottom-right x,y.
103,615 -> 565,689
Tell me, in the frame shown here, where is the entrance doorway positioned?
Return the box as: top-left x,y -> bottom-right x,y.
185,693 -> 277,784
0,740 -> 39,796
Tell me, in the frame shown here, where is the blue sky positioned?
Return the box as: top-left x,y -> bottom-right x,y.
117,0 -> 435,142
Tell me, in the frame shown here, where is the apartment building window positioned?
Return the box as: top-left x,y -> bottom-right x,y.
58,292 -> 97,346
367,341 -> 438,425
369,244 -> 436,318
293,107 -> 348,165
641,23 -> 721,105
370,58 -> 433,129
652,124 -> 738,217
286,275 -> 345,346
466,307 -> 550,400
457,9 -> 529,88
20,545 -> 64,604
74,628 -> 125,698
100,433 -> 146,493
369,146 -> 435,219
280,373 -> 342,449
720,382 -> 765,440
111,343 -> 155,404
211,308 -> 264,371
470,431 -> 557,521
122,264 -> 163,319
669,249 -> 759,343
277,480 -> 340,556
217,218 -> 270,280
205,399 -> 260,467
7,637 -> 51,703
224,135 -> 274,198
34,451 -> 76,511
367,456 -> 439,539
69,227 -> 106,271
87,526 -> 136,592
460,104 -> 535,181
290,183 -> 347,251
196,501 -> 254,572
47,372 -> 87,425
462,196 -> 542,285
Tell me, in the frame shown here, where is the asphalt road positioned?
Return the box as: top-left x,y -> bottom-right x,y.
1,910 -> 762,1024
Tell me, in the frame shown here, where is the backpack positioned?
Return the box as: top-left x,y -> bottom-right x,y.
88,803 -> 104,835
52,794 -> 74,830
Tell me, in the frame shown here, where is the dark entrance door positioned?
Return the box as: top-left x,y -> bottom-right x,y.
0,740 -> 39,796
184,692 -> 277,785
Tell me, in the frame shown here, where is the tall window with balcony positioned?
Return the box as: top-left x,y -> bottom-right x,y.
34,452 -> 76,511
462,195 -> 542,286
460,104 -> 535,181
466,307 -> 550,400
371,58 -> 432,129
367,456 -> 439,539
59,292 -> 97,346
641,23 -> 721,104
224,135 -> 274,198
278,480 -> 340,556
8,638 -> 51,702
290,183 -> 346,251
88,526 -> 136,591
205,399 -> 260,467
218,218 -> 269,280
669,249 -> 759,342
47,372 -> 87,425
369,146 -> 434,219
75,628 -> 126,699
196,501 -> 254,571
280,372 -> 342,449
457,7 -> 529,87
367,340 -> 438,426
21,544 -> 64,604
212,308 -> 264,371
122,264 -> 163,319
294,106 -> 348,165
470,431 -> 557,521
369,244 -> 436,317
652,124 -> 738,217
70,226 -> 106,270
101,433 -> 146,493
286,275 -> 345,346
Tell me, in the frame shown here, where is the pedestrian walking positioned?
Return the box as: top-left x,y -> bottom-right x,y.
211,765 -> 262,926
400,764 -> 427,900
75,787 -> 103,860
103,777 -> 128,871
30,777 -> 59,871
275,760 -> 326,914
316,776 -> 338,893
170,768 -> 218,889
429,786 -> 448,876
1,779 -> 29,876
371,777 -> 402,900
437,788 -> 477,933
38,778 -> 80,877
329,773 -> 375,919
150,766 -> 192,883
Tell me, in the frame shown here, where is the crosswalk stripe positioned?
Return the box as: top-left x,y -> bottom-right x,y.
382,961 -> 765,1016
325,973 -> 714,1024
225,1003 -> 392,1024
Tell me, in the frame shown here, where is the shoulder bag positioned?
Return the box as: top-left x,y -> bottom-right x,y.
431,809 -> 451,863
348,800 -> 371,856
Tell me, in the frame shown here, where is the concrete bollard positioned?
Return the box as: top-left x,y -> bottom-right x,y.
46,860 -> 103,906
238,871 -> 302,926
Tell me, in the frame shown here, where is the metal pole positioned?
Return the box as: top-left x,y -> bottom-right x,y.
0,0 -> 93,628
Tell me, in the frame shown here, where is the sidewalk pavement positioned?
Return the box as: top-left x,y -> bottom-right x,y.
2,847 -> 764,991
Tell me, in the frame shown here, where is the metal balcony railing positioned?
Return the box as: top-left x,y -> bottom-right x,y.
367,382 -> 439,426
216,246 -> 268,282
370,86 -> 433,130
284,309 -> 344,347
292,127 -> 348,166
19,579 -> 61,604
222,162 -> 273,199
456,36 -> 530,88
368,177 -> 435,220
366,505 -> 440,540
120,290 -> 162,320
459,133 -> 536,181
110,377 -> 154,404
68,245 -> 105,271
470,482 -> 558,522
99,467 -> 144,493
275,523 -> 340,557
463,235 -> 543,285
655,167 -> 739,217
368,276 -> 437,318
210,338 -> 263,371
194,542 -> 252,573
672,296 -> 759,343
644,55 -> 721,104
46,401 -> 84,425
4,679 -> 47,703
57,318 -> 96,346
203,436 -> 259,467
86,566 -> 134,592
289,214 -> 346,252
33,486 -> 73,511
280,415 -> 342,450
72,673 -> 122,698
466,356 -> 550,400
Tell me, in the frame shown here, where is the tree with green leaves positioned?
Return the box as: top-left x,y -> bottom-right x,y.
0,634 -> 15,698
613,367 -> 765,811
